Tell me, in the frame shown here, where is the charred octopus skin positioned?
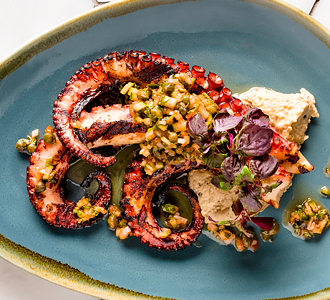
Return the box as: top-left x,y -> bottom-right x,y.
53,51 -> 177,167
26,134 -> 112,228
78,104 -> 147,149
121,159 -> 204,251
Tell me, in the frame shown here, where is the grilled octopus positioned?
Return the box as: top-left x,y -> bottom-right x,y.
53,51 -> 176,167
121,159 -> 204,251
26,132 -> 112,228
25,50 -> 314,251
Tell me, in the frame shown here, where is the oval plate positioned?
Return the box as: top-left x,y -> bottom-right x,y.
1,0 -> 330,299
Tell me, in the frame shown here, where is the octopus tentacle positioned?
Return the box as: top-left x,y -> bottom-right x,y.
27,135 -> 111,228
269,130 -> 313,174
78,104 -> 146,149
53,51 -> 176,167
121,159 -> 204,251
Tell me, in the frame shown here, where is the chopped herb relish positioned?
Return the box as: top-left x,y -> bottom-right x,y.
161,203 -> 189,231
206,217 -> 279,251
16,126 -> 57,155
289,198 -> 330,239
120,73 -> 219,175
16,129 -> 39,154
73,196 -> 107,223
260,219 -> 280,242
206,222 -> 259,252
107,204 -> 132,239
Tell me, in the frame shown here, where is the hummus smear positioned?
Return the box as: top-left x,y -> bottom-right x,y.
189,170 -> 239,222
238,87 -> 319,145
188,87 -> 319,224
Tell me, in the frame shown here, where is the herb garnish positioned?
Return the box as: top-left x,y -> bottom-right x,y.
187,107 -> 282,231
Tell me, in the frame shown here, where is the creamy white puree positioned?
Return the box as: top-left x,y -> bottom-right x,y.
188,170 -> 239,223
237,87 -> 319,145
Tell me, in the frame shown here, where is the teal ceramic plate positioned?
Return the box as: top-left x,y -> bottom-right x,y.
1,0 -> 330,299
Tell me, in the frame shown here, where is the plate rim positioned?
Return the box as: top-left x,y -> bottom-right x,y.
1,0 -> 330,299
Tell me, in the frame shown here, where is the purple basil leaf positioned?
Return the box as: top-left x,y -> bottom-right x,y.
221,154 -> 244,182
250,217 -> 274,231
211,175 -> 233,190
228,132 -> 234,149
235,124 -> 273,156
213,131 -> 229,144
249,154 -> 279,179
195,137 -> 211,149
211,175 -> 223,189
205,152 -> 227,168
213,111 -> 243,132
244,107 -> 270,127
232,199 -> 244,216
187,112 -> 208,139
238,184 -> 262,213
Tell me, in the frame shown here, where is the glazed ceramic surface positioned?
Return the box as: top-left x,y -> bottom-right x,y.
1,0 -> 330,299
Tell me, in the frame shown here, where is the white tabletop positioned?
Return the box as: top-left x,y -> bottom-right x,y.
0,0 -> 329,299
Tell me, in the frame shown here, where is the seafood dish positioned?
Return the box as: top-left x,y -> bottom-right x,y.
18,50 -> 318,252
